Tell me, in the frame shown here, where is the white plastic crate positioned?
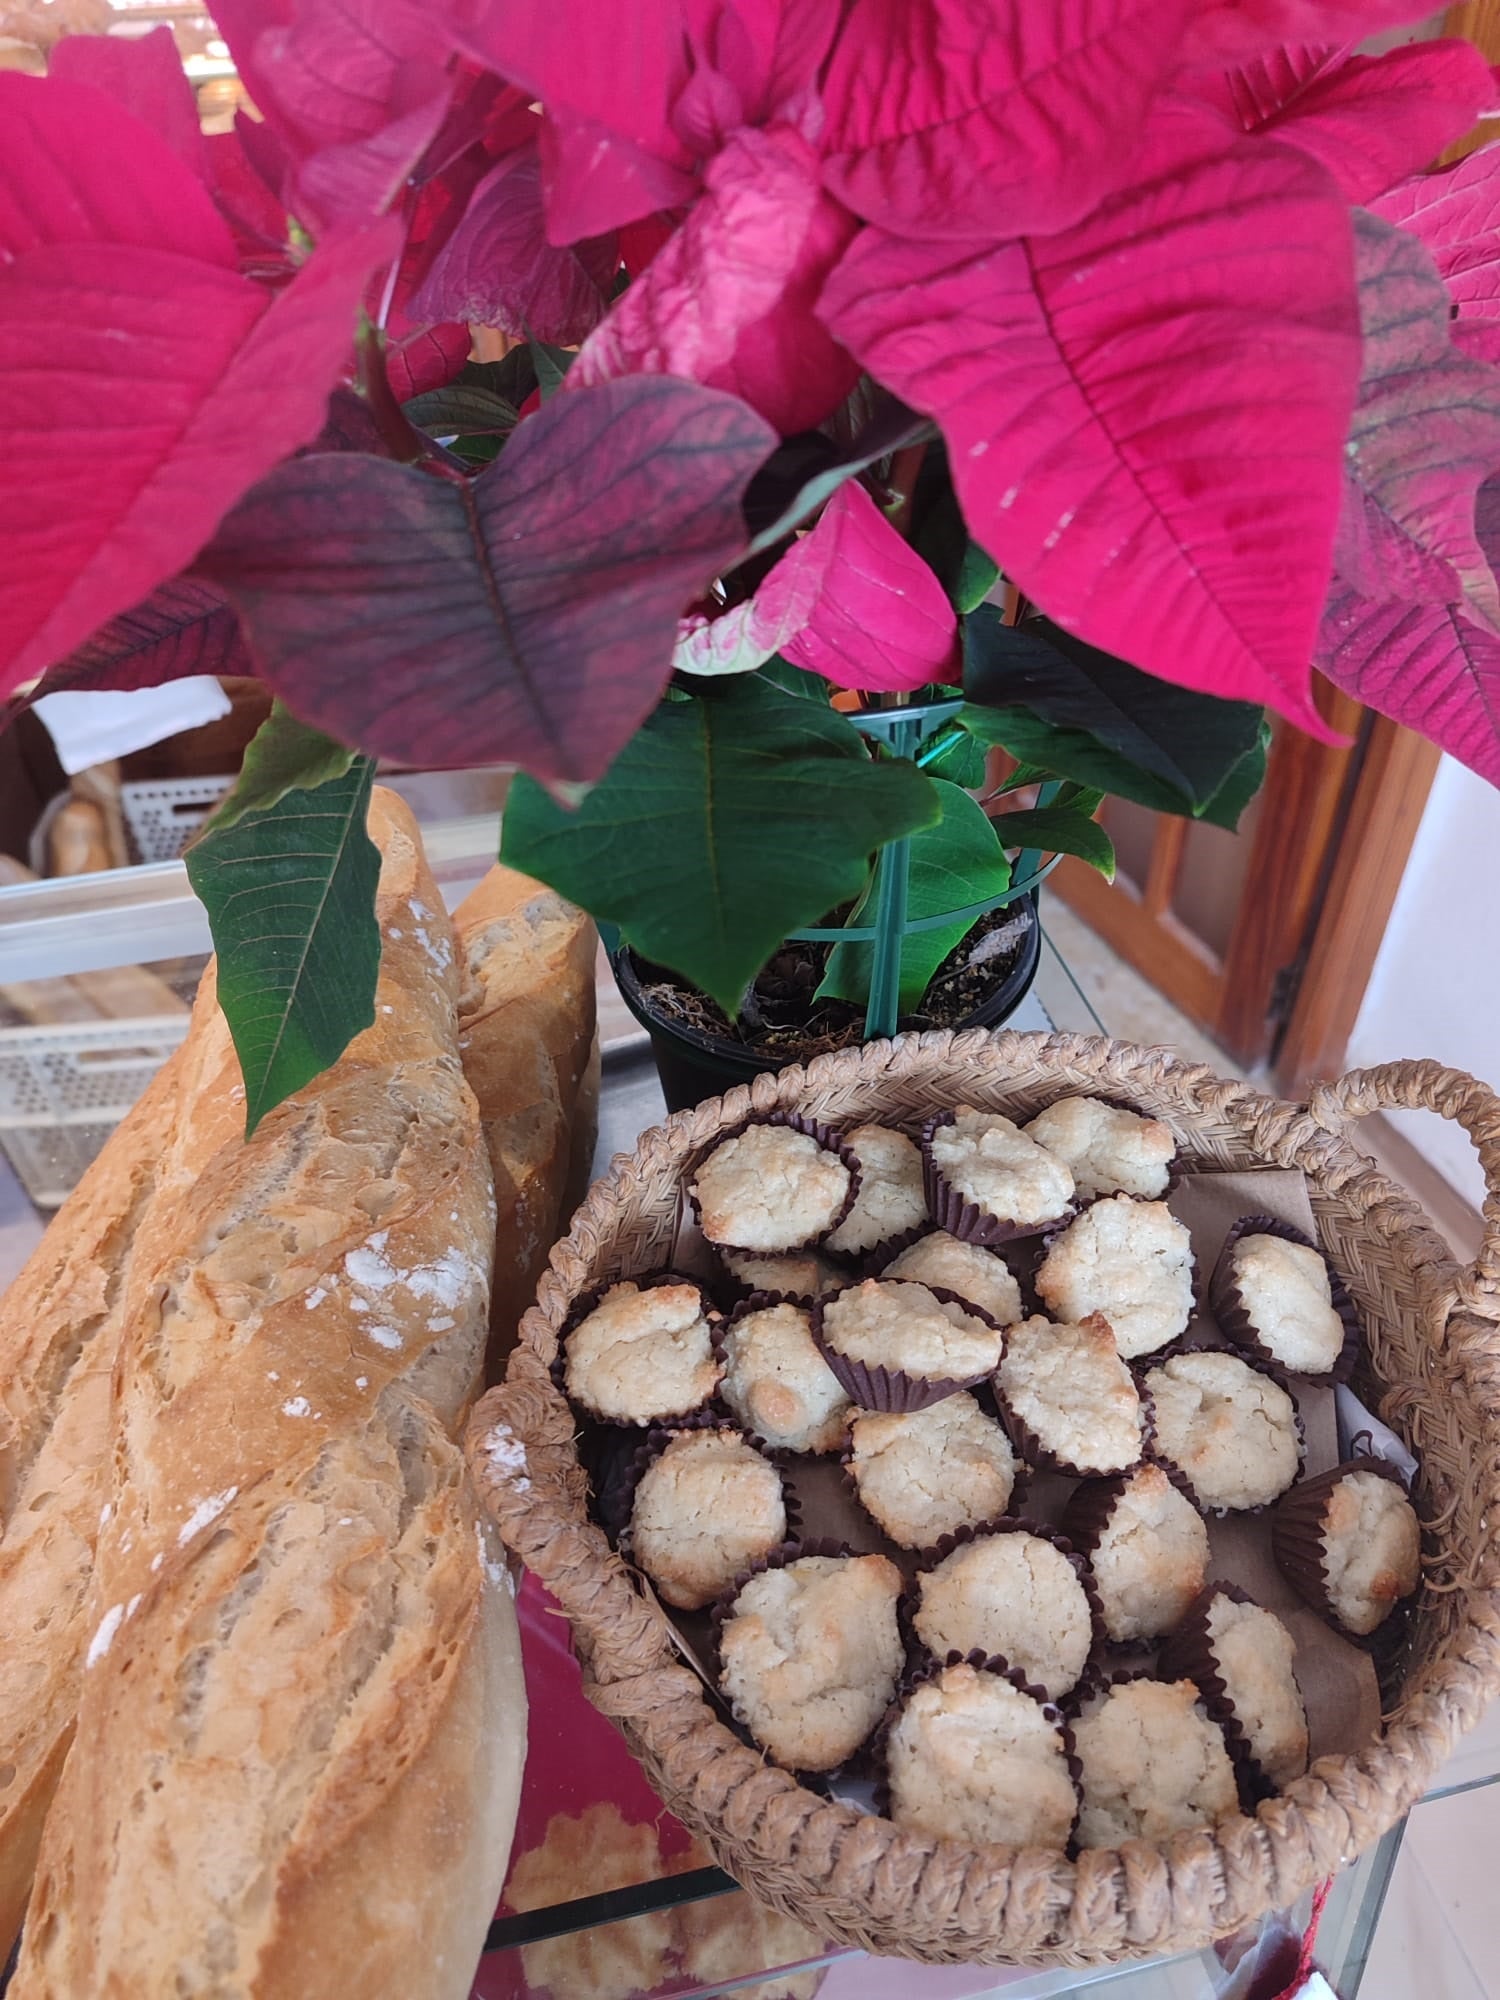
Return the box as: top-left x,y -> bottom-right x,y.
0,1016 -> 190,1208
119,776 -> 234,862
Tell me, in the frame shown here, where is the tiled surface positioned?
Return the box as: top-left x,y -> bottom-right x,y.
1038,901 -> 1246,1077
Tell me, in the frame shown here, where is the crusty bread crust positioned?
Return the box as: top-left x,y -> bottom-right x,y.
0,1047 -> 186,1959
10,792 -> 525,1998
452,867 -> 597,1367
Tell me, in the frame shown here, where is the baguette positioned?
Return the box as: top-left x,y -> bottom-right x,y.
453,867 -> 597,1363
0,1049 -> 185,1959
12,791 -> 525,1998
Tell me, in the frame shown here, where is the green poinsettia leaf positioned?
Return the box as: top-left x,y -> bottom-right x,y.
500,677 -> 940,1014
910,447 -> 1001,613
991,801 -> 1116,879
198,701 -> 355,836
961,706 -> 1269,831
530,335 -> 574,401
817,777 -> 1011,1013
757,654 -> 834,701
920,726 -> 988,788
185,758 -> 380,1137
401,383 -> 520,438
964,606 -> 1263,807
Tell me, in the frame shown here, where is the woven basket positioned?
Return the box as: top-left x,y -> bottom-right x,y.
466,1031 -> 1500,1967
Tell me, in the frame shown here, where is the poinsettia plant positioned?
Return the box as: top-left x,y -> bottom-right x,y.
4,1 -> 1500,1130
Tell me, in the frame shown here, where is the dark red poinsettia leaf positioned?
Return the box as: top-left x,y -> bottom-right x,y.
1375,143 -> 1500,363
0,201 -> 397,691
309,386 -> 393,456
573,124 -> 858,435
1335,210 -> 1500,627
619,211 -> 680,277
202,378 -> 776,782
22,580 -> 254,707
1188,40 -> 1495,203
817,0 -> 1195,239
49,28 -> 204,174
383,319 -> 471,400
0,73 -> 234,267
409,143 -> 618,342
819,137 -> 1358,733
1315,583 -> 1500,784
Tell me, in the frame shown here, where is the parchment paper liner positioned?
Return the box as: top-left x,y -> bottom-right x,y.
554,1269 -> 722,1427
687,1111 -> 863,1253
905,1516 -> 1106,1699
1271,1456 -> 1420,1651
708,1537 -> 904,1778
811,1280 -> 1004,1413
616,1420 -> 799,1610
1057,1459 -> 1207,1646
920,1108 -> 1078,1245
1156,1581 -> 1309,1806
714,1291 -> 852,1457
1136,1344 -> 1307,1516
871,1650 -> 1083,1850
840,1386 -> 1030,1549
994,1333 -> 1156,1479
1208,1213 -> 1363,1386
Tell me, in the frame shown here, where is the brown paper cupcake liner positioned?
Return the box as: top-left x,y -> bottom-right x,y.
555,1270 -> 723,1427
1063,1660 -> 1161,1717
811,1282 -> 1003,1414
1135,1346 -> 1307,1517
708,1537 -> 901,1781
1060,1460 -> 1208,1650
870,1649 -> 1084,1848
904,1516 -> 1107,1696
920,1109 -> 1079,1245
686,1111 -> 864,1254
1156,1582 -> 1308,1807
839,1388 -> 1030,1551
1271,1456 -> 1420,1650
615,1420 -> 798,1601
712,1292 -> 851,1458
1208,1213 -> 1363,1386
993,1364 -> 1156,1482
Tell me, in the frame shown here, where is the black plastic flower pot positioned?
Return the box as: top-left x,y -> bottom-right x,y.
610,892 -> 1043,1114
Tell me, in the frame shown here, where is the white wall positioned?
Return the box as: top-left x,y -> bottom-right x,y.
1346,756 -> 1500,1210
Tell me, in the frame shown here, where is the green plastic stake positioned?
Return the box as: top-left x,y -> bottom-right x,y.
864,834 -> 911,1041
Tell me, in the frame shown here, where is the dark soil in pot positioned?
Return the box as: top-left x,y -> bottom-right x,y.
614,895 -> 1042,1111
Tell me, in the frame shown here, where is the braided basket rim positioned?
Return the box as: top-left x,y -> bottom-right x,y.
467,1029 -> 1500,1968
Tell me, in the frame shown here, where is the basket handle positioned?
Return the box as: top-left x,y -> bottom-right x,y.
1307,1059 -> 1500,1317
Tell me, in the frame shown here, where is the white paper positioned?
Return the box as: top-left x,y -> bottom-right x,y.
35,680 -> 232,776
